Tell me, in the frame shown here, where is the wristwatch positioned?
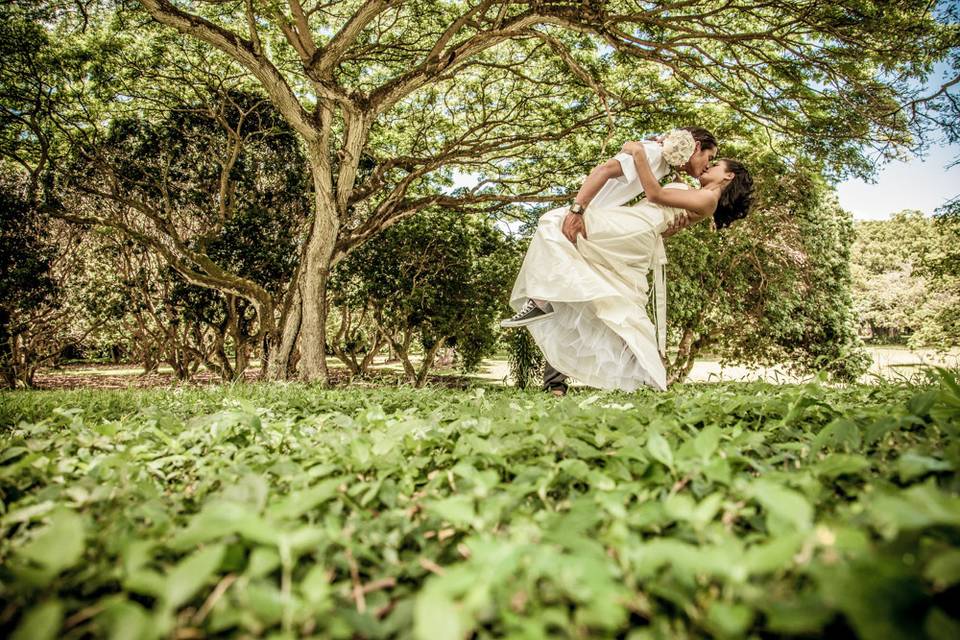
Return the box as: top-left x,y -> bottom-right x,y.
569,202 -> 585,215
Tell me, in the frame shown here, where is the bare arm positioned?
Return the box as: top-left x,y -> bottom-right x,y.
561,159 -> 623,243
626,144 -> 718,218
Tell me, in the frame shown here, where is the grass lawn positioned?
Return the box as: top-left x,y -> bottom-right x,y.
1,375 -> 958,639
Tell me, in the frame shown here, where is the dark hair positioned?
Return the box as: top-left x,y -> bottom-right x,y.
713,158 -> 753,229
680,126 -> 718,152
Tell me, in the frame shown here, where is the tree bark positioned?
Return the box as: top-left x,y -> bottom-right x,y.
295,142 -> 340,384
268,287 -> 301,380
415,337 -> 446,388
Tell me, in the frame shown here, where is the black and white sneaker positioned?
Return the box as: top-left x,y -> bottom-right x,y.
500,299 -> 554,328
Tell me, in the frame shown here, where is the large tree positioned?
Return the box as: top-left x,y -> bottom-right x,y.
57,83 -> 309,375
127,0 -> 959,383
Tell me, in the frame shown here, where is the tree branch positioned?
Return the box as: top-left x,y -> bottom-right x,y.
139,0 -> 317,140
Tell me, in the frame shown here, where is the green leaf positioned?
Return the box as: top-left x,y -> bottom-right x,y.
703,457 -> 732,484
813,418 -> 862,452
426,495 -> 475,527
663,494 -> 695,522
163,544 -> 225,609
414,589 -> 464,640
245,547 -> 280,579
244,580 -> 284,626
691,493 -> 724,529
925,608 -> 960,640
762,591 -> 833,634
908,390 -> 939,417
123,569 -> 166,598
693,425 -> 721,460
12,600 -> 62,640
104,600 -> 152,640
646,431 -> 674,470
350,438 -> 371,467
268,477 -> 343,521
281,525 -> 325,556
170,502 -> 250,550
744,532 -> 805,575
869,482 -> 960,536
750,480 -> 813,532
705,601 -> 755,638
814,453 -> 870,479
587,471 -> 616,491
925,549 -> 960,589
897,452 -> 953,483
18,508 -> 85,575
300,565 -> 332,614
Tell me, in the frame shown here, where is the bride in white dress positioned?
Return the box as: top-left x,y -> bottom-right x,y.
505,139 -> 753,392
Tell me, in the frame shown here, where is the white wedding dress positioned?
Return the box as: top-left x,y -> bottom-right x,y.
509,181 -> 689,392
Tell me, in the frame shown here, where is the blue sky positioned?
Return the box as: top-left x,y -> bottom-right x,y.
836,142 -> 960,220
836,58 -> 959,220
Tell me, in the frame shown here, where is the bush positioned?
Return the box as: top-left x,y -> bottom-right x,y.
1,375 -> 958,638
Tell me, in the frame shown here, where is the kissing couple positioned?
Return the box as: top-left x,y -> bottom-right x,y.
502,127 -> 753,394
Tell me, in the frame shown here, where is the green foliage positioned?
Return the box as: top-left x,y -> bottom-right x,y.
331,211 -> 520,382
0,176 -> 94,388
852,210 -> 960,348
664,152 -> 869,381
506,327 -> 543,391
85,90 -> 308,295
0,179 -> 56,319
1,374 -> 959,638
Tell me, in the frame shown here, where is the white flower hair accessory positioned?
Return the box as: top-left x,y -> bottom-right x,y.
661,128 -> 696,167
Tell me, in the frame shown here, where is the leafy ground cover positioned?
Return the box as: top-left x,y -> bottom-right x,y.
1,374 -> 958,639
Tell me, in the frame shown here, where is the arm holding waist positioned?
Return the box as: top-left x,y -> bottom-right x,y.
662,210 -> 712,237
573,159 -> 623,208
561,158 -> 624,243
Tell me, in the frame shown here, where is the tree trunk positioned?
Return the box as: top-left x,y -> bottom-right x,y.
667,327 -> 711,385
268,288 -> 301,380
359,333 -> 385,376
0,309 -> 16,389
295,146 -> 339,384
387,329 -> 418,384
414,337 -> 446,388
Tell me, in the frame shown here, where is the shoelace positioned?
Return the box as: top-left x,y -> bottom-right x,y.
514,299 -> 538,317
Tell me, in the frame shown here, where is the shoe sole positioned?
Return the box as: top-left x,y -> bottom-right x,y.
499,311 -> 556,328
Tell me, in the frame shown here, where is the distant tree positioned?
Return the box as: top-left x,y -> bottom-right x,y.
919,199 -> 960,347
61,89 -> 309,378
0,180 -> 56,387
663,152 -> 870,382
330,211 -> 519,386
0,177 -> 104,387
851,210 -> 959,349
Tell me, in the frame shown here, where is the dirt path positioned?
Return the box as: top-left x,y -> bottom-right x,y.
475,346 -> 960,385
27,347 -> 959,390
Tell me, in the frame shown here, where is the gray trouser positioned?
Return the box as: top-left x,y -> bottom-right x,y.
542,361 -> 568,393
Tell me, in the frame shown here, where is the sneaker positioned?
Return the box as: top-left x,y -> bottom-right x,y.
500,299 -> 554,328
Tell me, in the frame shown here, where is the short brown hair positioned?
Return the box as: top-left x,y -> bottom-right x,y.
680,126 -> 718,151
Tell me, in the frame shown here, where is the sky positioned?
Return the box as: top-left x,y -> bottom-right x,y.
835,57 -> 958,221
835,142 -> 960,220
